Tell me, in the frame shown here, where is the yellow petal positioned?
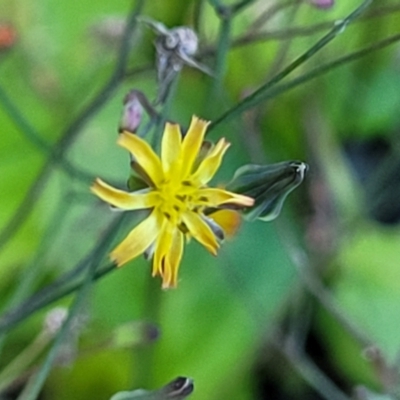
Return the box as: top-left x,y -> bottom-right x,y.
191,138 -> 230,185
118,131 -> 163,186
161,122 -> 182,173
208,209 -> 242,238
162,230 -> 184,289
110,211 -> 161,266
198,187 -> 254,207
91,178 -> 159,210
152,220 -> 173,278
181,116 -> 210,178
182,211 -> 219,255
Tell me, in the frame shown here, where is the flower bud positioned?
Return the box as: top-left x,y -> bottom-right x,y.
119,90 -> 144,133
158,377 -> 194,399
109,377 -> 194,400
309,0 -> 335,9
227,161 -> 308,221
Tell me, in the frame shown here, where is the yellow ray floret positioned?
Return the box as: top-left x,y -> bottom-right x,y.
91,116 -> 254,289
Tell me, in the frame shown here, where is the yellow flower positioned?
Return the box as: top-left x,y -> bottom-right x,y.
91,116 -> 254,289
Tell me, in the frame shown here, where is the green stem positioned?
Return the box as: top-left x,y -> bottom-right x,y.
231,0 -> 257,15
0,192 -> 73,355
241,31 -> 400,111
193,0 -> 206,34
15,213 -> 126,400
0,332 -> 51,393
206,16 -> 231,111
0,211 -> 128,334
133,274 -> 163,389
0,85 -> 94,184
210,0 -> 375,130
277,341 -> 351,400
0,0 -> 145,253
0,263 -> 116,335
152,74 -> 180,147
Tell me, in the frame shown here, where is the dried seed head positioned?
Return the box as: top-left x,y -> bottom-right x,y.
163,27 -> 198,56
154,26 -> 201,103
138,17 -> 212,104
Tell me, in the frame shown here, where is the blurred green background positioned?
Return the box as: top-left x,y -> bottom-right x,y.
1,0 -> 400,399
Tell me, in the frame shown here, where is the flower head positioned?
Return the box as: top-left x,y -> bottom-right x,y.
91,116 -> 253,289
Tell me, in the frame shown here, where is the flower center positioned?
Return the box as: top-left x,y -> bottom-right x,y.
156,179 -> 207,224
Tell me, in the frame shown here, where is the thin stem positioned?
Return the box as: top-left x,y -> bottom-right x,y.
133,275 -> 163,388
247,0 -> 298,33
231,0 -> 257,15
0,85 -> 50,154
124,63 -> 153,79
53,0 -> 145,154
0,263 -> 116,336
210,0 -> 375,131
276,336 -> 352,400
264,0 -> 302,79
0,332 -> 50,393
2,193 -> 72,312
208,0 -> 227,17
244,31 -> 400,109
276,212 -> 371,348
0,191 -> 73,356
151,73 -> 180,150
0,163 -> 50,253
193,0 -> 206,34
208,0 -> 257,17
15,213 -> 125,400
0,212 -> 124,334
0,85 -> 94,184
0,0 -> 145,253
206,16 -> 231,113
198,3 -> 400,58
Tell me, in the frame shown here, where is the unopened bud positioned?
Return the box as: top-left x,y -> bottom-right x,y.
159,377 -> 194,399
119,90 -> 144,133
109,377 -> 194,400
227,161 -> 308,222
309,0 -> 335,9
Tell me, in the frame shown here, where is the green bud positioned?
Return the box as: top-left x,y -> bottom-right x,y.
110,377 -> 194,400
227,161 -> 308,222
